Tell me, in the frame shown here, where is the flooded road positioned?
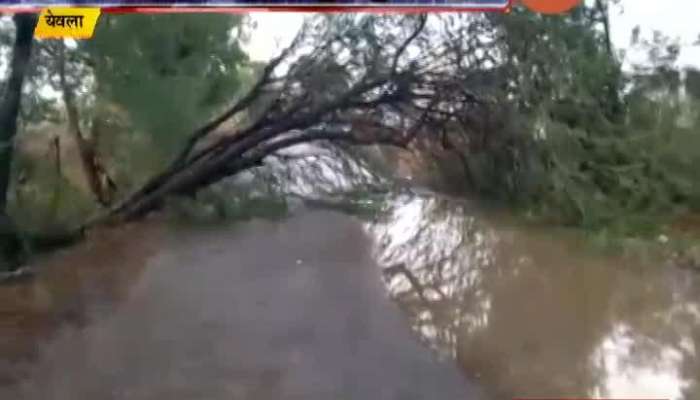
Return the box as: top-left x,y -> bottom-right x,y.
371,193 -> 700,400
0,209 -> 483,400
0,190 -> 698,399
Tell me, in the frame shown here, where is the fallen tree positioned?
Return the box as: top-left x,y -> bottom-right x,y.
93,14 -> 495,225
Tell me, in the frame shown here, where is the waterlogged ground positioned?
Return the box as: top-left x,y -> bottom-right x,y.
0,189 -> 698,400
0,207 -> 483,400
372,193 -> 700,400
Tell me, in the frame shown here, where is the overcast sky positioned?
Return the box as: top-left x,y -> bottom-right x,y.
245,1 -> 700,68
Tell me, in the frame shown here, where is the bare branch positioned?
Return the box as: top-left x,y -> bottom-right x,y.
97,14 -> 494,224
172,22 -> 310,168
390,14 -> 427,76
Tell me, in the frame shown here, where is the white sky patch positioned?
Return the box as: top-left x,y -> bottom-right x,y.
592,323 -> 690,400
243,12 -> 306,62
245,4 -> 700,69
610,0 -> 700,68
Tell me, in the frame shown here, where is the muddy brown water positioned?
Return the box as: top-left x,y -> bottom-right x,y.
0,210 -> 483,400
0,193 -> 699,400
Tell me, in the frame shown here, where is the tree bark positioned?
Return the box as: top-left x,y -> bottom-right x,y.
0,14 -> 37,209
56,40 -> 115,206
0,14 -> 38,270
46,135 -> 62,221
595,0 -> 613,56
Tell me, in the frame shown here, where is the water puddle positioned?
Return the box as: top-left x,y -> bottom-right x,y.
368,193 -> 700,400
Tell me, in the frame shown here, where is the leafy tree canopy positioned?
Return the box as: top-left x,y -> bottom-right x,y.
84,14 -> 248,153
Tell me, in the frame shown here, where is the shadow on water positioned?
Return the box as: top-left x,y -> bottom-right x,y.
0,144 -> 698,399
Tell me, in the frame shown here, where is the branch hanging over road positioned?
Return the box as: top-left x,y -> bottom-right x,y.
96,14 -> 492,225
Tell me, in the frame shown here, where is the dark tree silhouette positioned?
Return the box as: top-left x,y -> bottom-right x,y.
0,14 -> 38,270
96,14 -> 493,224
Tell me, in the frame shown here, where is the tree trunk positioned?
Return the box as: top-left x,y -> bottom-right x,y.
56,40 -> 115,206
0,14 -> 37,209
89,113 -> 118,203
595,0 -> 612,56
46,135 -> 63,221
0,14 -> 38,271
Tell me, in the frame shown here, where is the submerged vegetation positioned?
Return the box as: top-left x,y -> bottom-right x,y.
0,4 -> 699,271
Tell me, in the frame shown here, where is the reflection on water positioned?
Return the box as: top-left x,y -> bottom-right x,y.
367,194 -> 497,361
367,192 -> 700,400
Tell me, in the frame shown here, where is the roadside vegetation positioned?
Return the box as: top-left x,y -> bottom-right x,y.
0,3 -> 699,271
462,8 -> 700,241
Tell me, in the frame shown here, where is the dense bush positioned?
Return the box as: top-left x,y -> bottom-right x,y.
450,6 -> 700,237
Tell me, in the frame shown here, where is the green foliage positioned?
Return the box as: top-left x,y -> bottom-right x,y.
85,14 -> 248,155
489,5 -> 623,117
0,14 -> 253,245
529,108 -> 699,233
459,4 -> 700,238
8,147 -> 96,232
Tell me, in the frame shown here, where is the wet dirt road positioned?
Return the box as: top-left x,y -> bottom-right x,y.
0,210 -> 484,400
